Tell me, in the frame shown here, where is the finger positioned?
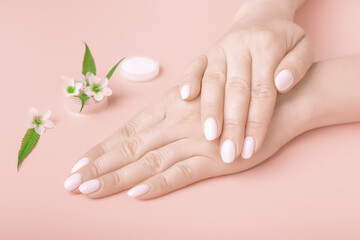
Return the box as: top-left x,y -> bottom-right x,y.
129,156 -> 218,200
274,36 -> 313,93
220,48 -> 251,163
64,121 -> 185,192
242,52 -> 277,159
201,47 -> 227,140
179,55 -> 208,100
70,100 -> 167,173
78,139 -> 209,198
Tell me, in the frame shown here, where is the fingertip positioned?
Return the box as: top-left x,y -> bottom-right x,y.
203,117 -> 219,141
180,83 -> 200,101
180,84 -> 191,100
275,69 -> 295,93
241,136 -> 255,159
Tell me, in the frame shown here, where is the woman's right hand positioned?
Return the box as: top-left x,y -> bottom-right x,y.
64,55 -> 360,199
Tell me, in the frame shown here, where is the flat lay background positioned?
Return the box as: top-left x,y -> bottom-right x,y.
1,0 -> 360,239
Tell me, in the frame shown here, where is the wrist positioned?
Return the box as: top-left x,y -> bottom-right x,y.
280,55 -> 360,135
233,0 -> 303,25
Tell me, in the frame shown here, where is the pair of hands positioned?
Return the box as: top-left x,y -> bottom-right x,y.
64,54 -> 360,199
63,84 -> 307,199
179,0 -> 312,163
63,0 -> 326,199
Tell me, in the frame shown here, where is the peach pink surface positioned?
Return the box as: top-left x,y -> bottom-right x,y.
1,0 -> 360,239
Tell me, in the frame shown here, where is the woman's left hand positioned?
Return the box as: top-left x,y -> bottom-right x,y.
64,84 -> 311,199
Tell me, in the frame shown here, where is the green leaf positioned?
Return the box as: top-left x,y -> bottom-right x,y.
82,42 -> 96,76
106,57 -> 125,80
18,128 -> 40,171
79,92 -> 90,112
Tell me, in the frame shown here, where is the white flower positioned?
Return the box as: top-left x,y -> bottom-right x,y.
84,73 -> 112,101
27,107 -> 54,135
62,76 -> 84,97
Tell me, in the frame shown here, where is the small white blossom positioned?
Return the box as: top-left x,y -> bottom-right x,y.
84,73 -> 112,101
27,107 -> 54,135
62,76 -> 84,97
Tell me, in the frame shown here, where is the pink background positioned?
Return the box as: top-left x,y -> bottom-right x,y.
1,0 -> 360,239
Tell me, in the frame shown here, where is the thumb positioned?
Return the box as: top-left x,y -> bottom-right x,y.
274,36 -> 313,93
179,55 -> 208,100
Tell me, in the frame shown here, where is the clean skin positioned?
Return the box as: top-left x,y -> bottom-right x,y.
64,54 -> 360,199
179,0 -> 312,163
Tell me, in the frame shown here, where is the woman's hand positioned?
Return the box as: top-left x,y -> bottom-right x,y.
63,87 -> 303,199
179,0 -> 313,163
64,55 -> 360,200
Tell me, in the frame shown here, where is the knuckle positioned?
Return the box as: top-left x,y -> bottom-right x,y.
203,70 -> 226,84
156,174 -> 170,190
175,163 -> 194,178
246,118 -> 262,130
119,137 -> 143,160
108,171 -> 122,187
89,161 -> 102,177
119,121 -> 138,138
252,81 -> 276,99
226,78 -> 250,95
143,151 -> 165,173
225,118 -> 242,130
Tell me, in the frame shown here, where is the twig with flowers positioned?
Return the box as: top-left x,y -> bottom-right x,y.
63,43 -> 124,112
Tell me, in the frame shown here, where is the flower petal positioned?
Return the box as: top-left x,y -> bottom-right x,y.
35,125 -> 45,135
87,73 -> 97,84
85,72 -> 93,79
99,78 -> 108,87
75,82 -> 83,90
28,107 -> 39,118
94,93 -> 104,101
43,120 -> 54,128
73,89 -> 80,96
102,87 -> 112,96
84,87 -> 94,96
42,110 -> 51,120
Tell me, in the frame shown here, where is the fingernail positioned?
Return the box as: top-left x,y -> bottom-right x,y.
127,184 -> 150,197
275,70 -> 294,91
241,136 -> 255,159
79,179 -> 101,194
204,117 -> 217,140
221,139 -> 236,163
71,157 -> 90,173
180,84 -> 190,99
64,173 -> 82,191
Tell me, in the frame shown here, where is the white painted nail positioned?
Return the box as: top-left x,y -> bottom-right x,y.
221,139 -> 236,163
241,136 -> 255,159
275,69 -> 294,91
64,173 -> 82,191
180,84 -> 190,100
127,184 -> 150,197
71,157 -> 90,173
204,117 -> 217,140
79,179 -> 101,194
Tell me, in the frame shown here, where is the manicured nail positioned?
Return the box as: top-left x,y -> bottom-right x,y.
241,136 -> 255,159
204,117 -> 217,140
64,173 -> 82,191
275,70 -> 294,91
127,184 -> 150,197
221,139 -> 236,163
71,157 -> 90,173
180,84 -> 190,100
79,179 -> 101,194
